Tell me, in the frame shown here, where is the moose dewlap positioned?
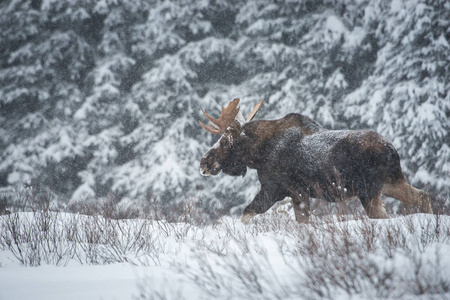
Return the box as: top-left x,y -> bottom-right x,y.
199,99 -> 432,224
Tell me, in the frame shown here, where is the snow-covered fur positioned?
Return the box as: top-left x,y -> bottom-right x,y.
201,113 -> 433,223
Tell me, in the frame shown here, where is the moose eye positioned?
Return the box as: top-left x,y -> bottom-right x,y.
220,137 -> 229,147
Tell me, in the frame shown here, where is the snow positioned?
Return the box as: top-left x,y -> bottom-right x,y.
435,33 -> 450,49
1,211 -> 449,300
0,264 -> 147,300
344,26 -> 366,49
326,15 -> 347,34
1,0 -> 449,254
390,0 -> 403,12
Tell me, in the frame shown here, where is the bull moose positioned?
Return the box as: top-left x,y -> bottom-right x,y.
199,99 -> 432,223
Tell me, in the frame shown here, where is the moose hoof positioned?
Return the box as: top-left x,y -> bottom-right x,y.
420,202 -> 433,214
294,214 -> 310,224
367,206 -> 389,219
241,212 -> 256,224
419,195 -> 433,214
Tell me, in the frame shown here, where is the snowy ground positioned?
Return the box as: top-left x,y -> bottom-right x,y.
1,208 -> 449,300
1,263 -> 146,300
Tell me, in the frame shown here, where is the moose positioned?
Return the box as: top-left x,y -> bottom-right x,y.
199,99 -> 432,224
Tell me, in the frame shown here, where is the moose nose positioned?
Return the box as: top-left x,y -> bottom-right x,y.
200,156 -> 209,176
200,167 -> 210,176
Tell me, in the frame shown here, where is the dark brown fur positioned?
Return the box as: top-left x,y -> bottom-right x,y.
244,113 -> 322,139
200,113 -> 432,223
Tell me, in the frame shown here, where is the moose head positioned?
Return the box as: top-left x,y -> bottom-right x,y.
199,98 -> 262,177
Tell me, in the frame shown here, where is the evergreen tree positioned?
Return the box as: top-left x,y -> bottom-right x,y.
0,0 -> 94,194
344,0 -> 450,193
0,0 -> 448,215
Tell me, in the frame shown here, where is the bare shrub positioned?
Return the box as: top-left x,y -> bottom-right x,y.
0,210 -> 164,266
166,205 -> 450,300
291,213 -> 450,300
0,211 -> 71,266
1,186 -> 449,300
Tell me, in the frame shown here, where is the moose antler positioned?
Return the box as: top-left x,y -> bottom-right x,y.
199,98 -> 241,135
246,101 -> 263,122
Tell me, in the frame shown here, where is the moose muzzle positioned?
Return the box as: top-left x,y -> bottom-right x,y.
200,155 -> 222,176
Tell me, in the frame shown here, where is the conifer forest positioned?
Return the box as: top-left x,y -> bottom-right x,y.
0,0 -> 449,215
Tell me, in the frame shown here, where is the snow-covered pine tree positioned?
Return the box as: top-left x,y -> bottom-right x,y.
71,1 -> 149,199
0,0 -> 93,195
344,0 -> 450,195
113,1 -> 246,212
1,0 -> 448,215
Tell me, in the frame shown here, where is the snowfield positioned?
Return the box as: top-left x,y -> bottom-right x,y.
1,207 -> 449,300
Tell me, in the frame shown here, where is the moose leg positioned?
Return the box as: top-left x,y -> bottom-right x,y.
291,193 -> 311,223
360,193 -> 388,219
241,187 -> 288,224
381,180 -> 432,213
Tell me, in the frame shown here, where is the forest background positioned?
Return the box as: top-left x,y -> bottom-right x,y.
1,0 -> 449,217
